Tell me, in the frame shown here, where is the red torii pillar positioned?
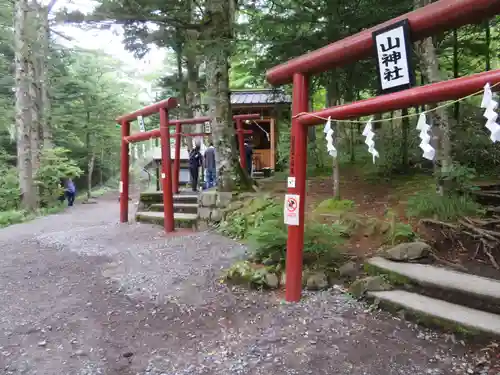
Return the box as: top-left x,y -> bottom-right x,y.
116,98 -> 178,233
265,0 -> 500,302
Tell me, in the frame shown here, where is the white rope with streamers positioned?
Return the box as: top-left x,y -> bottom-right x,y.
416,113 -> 435,161
323,116 -> 337,157
481,83 -> 500,142
362,118 -> 379,164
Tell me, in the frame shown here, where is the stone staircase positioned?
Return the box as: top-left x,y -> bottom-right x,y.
365,255 -> 500,337
135,190 -> 199,229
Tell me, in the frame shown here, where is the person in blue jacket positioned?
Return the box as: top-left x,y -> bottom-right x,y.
64,178 -> 76,206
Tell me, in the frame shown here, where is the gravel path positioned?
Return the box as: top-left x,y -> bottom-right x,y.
0,194 -> 482,375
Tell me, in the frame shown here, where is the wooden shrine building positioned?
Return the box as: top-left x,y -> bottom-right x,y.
230,88 -> 291,172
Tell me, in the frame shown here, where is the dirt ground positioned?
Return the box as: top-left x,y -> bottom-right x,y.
0,191 -> 495,375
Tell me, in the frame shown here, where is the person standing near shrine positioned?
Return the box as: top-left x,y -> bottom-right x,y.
189,143 -> 203,192
244,139 -> 253,177
204,141 -> 216,189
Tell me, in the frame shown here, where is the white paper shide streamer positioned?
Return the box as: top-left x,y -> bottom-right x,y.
362,118 -> 379,164
481,83 -> 500,143
323,116 -> 337,158
416,113 -> 435,161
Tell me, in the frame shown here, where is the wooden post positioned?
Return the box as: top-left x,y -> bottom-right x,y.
270,118 -> 276,170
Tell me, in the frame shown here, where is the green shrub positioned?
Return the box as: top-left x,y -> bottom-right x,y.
247,202 -> 347,267
314,198 -> 355,213
406,191 -> 482,221
0,165 -> 20,211
0,210 -> 27,227
36,147 -> 82,207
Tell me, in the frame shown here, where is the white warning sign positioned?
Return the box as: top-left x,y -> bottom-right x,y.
284,194 -> 300,226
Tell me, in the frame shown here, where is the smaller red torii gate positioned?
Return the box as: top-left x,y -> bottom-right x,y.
116,101 -> 261,232
171,113 -> 260,193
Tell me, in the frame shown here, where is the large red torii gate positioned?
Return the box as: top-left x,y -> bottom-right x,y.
266,0 -> 500,302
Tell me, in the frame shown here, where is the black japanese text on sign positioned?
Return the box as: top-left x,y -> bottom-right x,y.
372,19 -> 413,93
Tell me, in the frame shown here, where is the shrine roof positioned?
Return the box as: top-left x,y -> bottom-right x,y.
230,88 -> 291,105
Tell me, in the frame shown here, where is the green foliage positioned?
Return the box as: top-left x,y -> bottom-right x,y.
384,209 -> 416,245
435,162 -> 479,193
314,198 -> 355,213
406,192 -> 482,221
35,148 -> 83,207
0,165 -> 20,211
0,210 -> 26,227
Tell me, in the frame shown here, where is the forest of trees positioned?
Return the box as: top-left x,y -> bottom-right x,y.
3,0 -> 500,224
0,0 -> 142,223
59,0 -> 500,190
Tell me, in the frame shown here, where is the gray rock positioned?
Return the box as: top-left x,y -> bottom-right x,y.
216,192 -> 234,208
338,261 -> 358,278
349,276 -> 391,298
200,191 -> 217,207
382,242 -> 431,262
210,208 -> 222,222
305,272 -> 329,291
198,207 -> 211,221
280,272 -> 286,286
264,273 -> 279,289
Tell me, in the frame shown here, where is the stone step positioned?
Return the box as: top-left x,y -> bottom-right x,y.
368,290 -> 500,337
139,191 -> 198,206
150,203 -> 198,214
367,257 -> 500,314
135,211 -> 197,229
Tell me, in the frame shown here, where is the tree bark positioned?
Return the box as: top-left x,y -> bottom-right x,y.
39,6 -> 52,148
414,0 -> 452,193
14,0 -> 36,211
86,110 -> 92,199
204,0 -> 250,191
485,19 -> 491,72
452,29 -> 459,122
326,77 -> 340,199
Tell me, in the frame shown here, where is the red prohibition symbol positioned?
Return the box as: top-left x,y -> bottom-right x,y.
287,197 -> 298,212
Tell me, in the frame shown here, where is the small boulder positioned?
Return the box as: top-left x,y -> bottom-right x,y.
264,273 -> 279,289
382,242 -> 431,262
349,276 -> 391,298
280,272 -> 286,286
305,271 -> 329,291
338,261 -> 358,279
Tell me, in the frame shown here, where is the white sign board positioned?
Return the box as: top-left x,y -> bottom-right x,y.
284,194 -> 300,226
161,172 -> 166,179
287,177 -> 296,188
119,181 -> 123,193
204,121 -> 211,134
373,19 -> 412,92
138,116 -> 146,132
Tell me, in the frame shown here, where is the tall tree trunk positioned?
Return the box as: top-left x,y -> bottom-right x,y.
14,0 -> 36,211
27,4 -> 41,206
204,0 -> 250,191
308,91 -> 321,168
414,0 -> 452,194
39,5 -> 52,148
185,31 -> 202,149
401,108 -> 409,168
326,78 -> 340,199
100,149 -> 104,186
485,19 -> 491,71
87,152 -> 95,199
452,29 -> 459,122
86,111 -> 92,199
